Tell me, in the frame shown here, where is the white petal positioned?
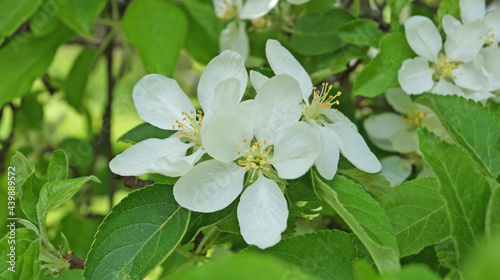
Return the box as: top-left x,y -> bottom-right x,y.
109,137 -> 201,177
392,129 -> 418,154
380,156 -> 412,186
239,0 -> 278,19
460,0 -> 485,24
370,137 -> 397,152
198,47 -> 247,116
453,62 -> 489,91
252,74 -> 303,143
314,125 -> 340,180
484,10 -> 500,39
133,74 -> 194,130
321,109 -> 357,130
464,89 -> 495,102
385,88 -> 413,114
201,103 -> 254,162
364,113 -> 408,141
266,39 -> 313,101
398,57 -> 434,95
442,15 -> 462,37
444,20 -> 488,63
404,16 -> 442,62
328,122 -> 382,173
219,20 -> 249,62
416,164 -> 434,178
237,175 -> 288,249
249,70 -> 269,92
211,78 -> 242,112
174,160 -> 246,212
270,122 -> 321,180
431,78 -> 465,97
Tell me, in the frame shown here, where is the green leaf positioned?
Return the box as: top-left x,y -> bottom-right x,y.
65,48 -> 98,111
437,0 -> 460,25
37,176 -> 100,226
30,1 -> 58,37
338,168 -> 391,198
353,33 -> 414,97
117,122 -> 176,144
181,203 -> 235,245
338,19 -> 383,47
463,233 -> 500,280
386,0 -> 412,31
47,149 -> 68,182
0,228 -> 40,280
244,230 -> 358,280
165,253 -> 318,280
354,262 -> 440,280
20,174 -> 45,224
0,22 -> 74,106
51,0 -> 107,36
290,8 -> 355,55
84,183 -> 190,280
310,45 -> 368,82
122,0 -> 187,76
0,0 -> 41,41
379,177 -> 449,257
15,93 -> 43,129
415,94 -> 500,180
182,0 -> 222,64
10,151 -> 35,194
486,182 -> 500,237
313,173 -> 400,273
418,127 -> 492,268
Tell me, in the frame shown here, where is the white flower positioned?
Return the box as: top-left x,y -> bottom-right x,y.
173,74 -> 321,249
380,156 -> 412,186
363,88 -> 447,154
109,50 -> 247,177
250,39 -> 381,180
398,16 -> 488,96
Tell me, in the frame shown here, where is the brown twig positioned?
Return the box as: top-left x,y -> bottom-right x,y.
115,175 -> 156,190
63,251 -> 86,270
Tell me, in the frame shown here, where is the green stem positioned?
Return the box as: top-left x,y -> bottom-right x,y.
195,227 -> 217,255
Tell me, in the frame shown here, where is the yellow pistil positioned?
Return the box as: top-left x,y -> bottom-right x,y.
485,27 -> 496,46
435,55 -> 462,80
174,110 -> 204,145
237,139 -> 272,173
302,82 -> 341,121
403,108 -> 426,128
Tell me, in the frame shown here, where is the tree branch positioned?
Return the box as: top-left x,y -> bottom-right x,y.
63,251 -> 86,270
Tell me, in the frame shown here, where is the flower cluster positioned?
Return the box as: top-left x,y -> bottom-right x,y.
110,40 -> 381,249
398,0 -> 500,101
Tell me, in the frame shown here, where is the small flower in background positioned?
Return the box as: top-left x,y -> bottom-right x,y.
251,39 -> 381,180
398,15 -> 489,98
173,74 -> 321,249
110,50 -> 247,177
363,88 -> 447,184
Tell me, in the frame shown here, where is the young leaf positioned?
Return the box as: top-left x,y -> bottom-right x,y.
290,8 -> 355,55
20,174 -> 45,224
486,183 -> 500,237
244,230 -> 358,280
0,0 -> 41,42
313,173 -> 400,273
52,0 -> 107,36
353,33 -> 414,97
10,151 -> 35,193
65,48 -> 98,111
338,19 -> 383,47
117,122 -> 175,144
84,183 -> 190,280
0,228 -> 41,280
122,0 -> 187,76
181,202 -> 235,245
379,177 -> 449,257
418,127 -> 492,268
0,22 -> 74,106
416,94 -> 500,180
47,149 -> 68,182
166,253 -> 318,280
36,176 -> 100,226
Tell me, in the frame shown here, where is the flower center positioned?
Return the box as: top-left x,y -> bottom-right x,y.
173,110 -> 204,146
237,139 -> 273,182
402,108 -> 426,129
434,55 -> 462,80
485,29 -> 496,46
302,82 -> 341,122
